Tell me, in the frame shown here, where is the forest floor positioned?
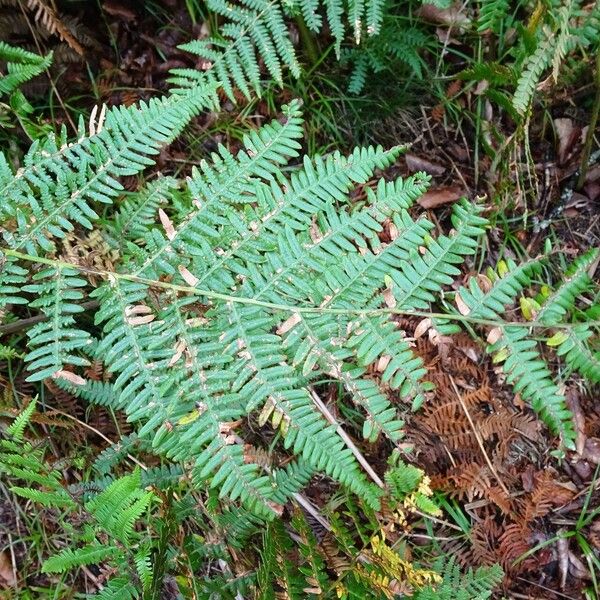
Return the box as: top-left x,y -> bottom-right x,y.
1,1 -> 599,598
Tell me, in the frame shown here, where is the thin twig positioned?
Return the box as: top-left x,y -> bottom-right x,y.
292,491 -> 332,532
449,375 -> 510,496
309,388 -> 385,488
40,404 -> 148,472
0,301 -> 99,336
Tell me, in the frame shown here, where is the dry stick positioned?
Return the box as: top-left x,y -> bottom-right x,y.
308,388 -> 385,489
0,300 -> 99,336
41,404 -> 148,472
7,532 -> 17,591
449,375 -> 510,497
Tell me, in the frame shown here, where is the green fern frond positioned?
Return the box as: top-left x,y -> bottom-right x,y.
85,470 -> 153,545
259,520 -> 304,598
553,325 -> 600,383
5,397 -> 36,439
22,266 -> 92,381
134,546 -> 153,592
454,257 -> 543,321
536,248 -> 598,325
172,0 -> 299,99
42,544 -> 120,573
108,176 -> 179,246
414,558 -> 503,600
54,376 -> 117,407
0,343 -> 23,359
490,326 -> 575,448
0,41 -> 52,97
1,86 -> 215,254
96,577 -> 139,600
388,200 -> 488,310
346,314 -> 431,411
0,254 -> 29,311
477,0 -> 510,34
9,486 -> 75,508
513,32 -> 556,115
132,100 -> 304,280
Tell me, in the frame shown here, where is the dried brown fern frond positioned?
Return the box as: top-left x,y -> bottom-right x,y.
519,470 -> 574,524
59,230 -> 119,285
320,534 -> 352,574
26,0 -> 84,55
497,522 -> 533,571
471,517 -> 504,566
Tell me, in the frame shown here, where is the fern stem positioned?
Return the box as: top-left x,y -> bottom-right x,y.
295,15 -> 319,66
147,490 -> 174,600
577,49 -> 600,190
3,249 -> 597,330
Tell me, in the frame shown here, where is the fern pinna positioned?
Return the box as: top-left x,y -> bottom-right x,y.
1,86 -> 598,522
169,0 -> 388,99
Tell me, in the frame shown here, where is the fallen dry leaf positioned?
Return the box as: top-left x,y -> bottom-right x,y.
418,186 -> 465,209
102,0 -> 137,21
178,265 -> 199,287
0,550 -> 15,587
554,118 -> 579,165
583,437 -> 600,464
418,3 -> 470,29
405,153 -> 445,176
414,317 -> 432,339
455,291 -> 470,315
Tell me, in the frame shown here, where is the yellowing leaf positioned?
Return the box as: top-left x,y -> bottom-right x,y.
492,348 -> 509,363
520,297 -> 540,321
547,331 -> 569,347
497,260 -> 508,278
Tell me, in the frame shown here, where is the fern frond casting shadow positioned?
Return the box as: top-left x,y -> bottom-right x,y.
1,95 -> 597,520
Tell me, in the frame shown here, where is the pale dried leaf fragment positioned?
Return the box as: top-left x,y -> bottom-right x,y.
455,292 -> 470,315
158,208 -> 176,241
168,339 -> 187,367
405,153 -> 445,176
383,287 -> 396,308
487,327 -> 503,345
476,274 -> 493,293
125,304 -> 153,316
126,314 -> 155,326
309,218 -> 323,243
377,355 -> 391,372
414,318 -> 432,339
219,420 -> 242,434
178,265 -> 199,287
267,501 -> 284,516
417,3 -> 470,29
52,370 -> 86,386
277,312 -> 301,335
557,533 -> 569,589
566,388 -> 586,456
